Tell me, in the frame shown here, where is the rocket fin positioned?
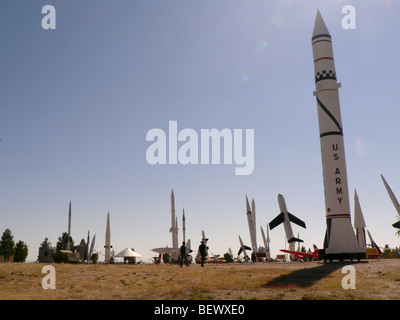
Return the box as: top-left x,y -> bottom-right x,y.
269,212 -> 306,230
287,212 -> 306,229
237,246 -> 251,256
288,237 -> 304,243
269,212 -> 284,230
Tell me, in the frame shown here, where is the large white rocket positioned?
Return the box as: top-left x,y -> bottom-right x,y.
312,11 -> 365,260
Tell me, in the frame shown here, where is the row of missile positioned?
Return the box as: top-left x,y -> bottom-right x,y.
153,189 -> 304,262
65,201 -> 105,263
66,12 -> 400,263
241,176 -> 397,262
241,194 -> 307,261
65,171 -> 399,264
151,190 -> 198,260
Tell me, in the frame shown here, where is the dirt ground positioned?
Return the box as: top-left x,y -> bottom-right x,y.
1,259 -> 400,300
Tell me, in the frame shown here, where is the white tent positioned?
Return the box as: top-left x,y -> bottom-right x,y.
115,248 -> 141,258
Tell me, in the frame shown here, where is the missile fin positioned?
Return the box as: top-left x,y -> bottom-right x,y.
287,212 -> 306,229
269,212 -> 284,230
288,237 -> 304,243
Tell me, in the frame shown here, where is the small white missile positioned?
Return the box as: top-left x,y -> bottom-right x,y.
381,174 -> 400,229
170,190 -> 178,261
201,230 -> 209,256
269,194 -> 306,252
86,230 -> 90,260
261,226 -> 271,261
182,208 -> 186,243
354,189 -> 366,249
367,230 -> 381,254
88,233 -> 96,264
185,239 -> 192,255
201,230 -> 208,243
251,198 -> 258,251
237,235 -> 251,261
246,196 -> 257,253
104,211 -> 112,263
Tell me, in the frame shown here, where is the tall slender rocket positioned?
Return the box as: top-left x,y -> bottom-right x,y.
246,196 -> 257,253
104,212 -> 111,263
86,230 -> 90,260
312,11 -> 364,260
251,198 -> 258,251
170,190 -> 178,260
261,226 -> 271,262
182,208 -> 186,243
67,201 -> 71,251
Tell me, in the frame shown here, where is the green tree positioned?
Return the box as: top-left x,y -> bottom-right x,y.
56,232 -> 74,252
40,237 -> 52,248
223,252 -> 234,263
0,228 -> 15,261
382,244 -> 392,259
14,241 -> 28,262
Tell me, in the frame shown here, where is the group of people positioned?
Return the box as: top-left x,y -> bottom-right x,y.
179,240 -> 208,267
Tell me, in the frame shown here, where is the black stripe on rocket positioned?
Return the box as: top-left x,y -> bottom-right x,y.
316,96 -> 343,138
312,33 -> 332,41
315,70 -> 336,83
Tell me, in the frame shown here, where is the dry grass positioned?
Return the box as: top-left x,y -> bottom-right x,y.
1,259 -> 400,300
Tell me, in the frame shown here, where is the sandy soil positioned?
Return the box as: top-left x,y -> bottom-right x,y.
1,259 -> 400,300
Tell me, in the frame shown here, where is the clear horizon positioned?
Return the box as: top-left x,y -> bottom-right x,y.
1,0 -> 400,263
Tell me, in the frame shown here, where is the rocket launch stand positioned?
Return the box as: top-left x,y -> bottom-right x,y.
319,217 -> 366,262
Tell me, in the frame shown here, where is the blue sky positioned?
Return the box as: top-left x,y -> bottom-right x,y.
1,0 -> 400,262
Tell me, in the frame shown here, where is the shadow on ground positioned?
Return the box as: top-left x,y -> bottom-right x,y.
264,261 -> 368,288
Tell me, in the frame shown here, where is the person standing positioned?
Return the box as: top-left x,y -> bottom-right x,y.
179,241 -> 187,267
198,240 -> 207,267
